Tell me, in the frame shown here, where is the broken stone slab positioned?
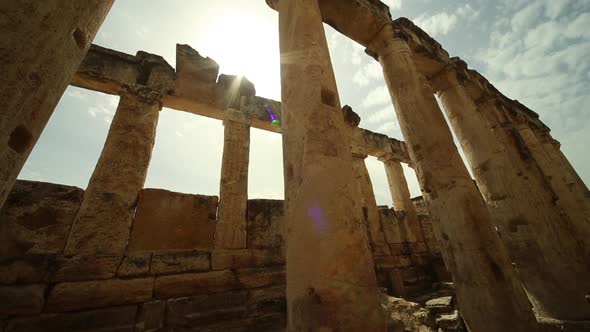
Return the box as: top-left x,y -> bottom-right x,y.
176,44 -> 219,83
380,293 -> 436,332
426,296 -> 454,314
435,310 -> 462,331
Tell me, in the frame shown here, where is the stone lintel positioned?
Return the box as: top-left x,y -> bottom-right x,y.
267,0 -> 392,47
70,44 -> 407,160
176,44 -> 220,83
378,152 -> 405,164
428,62 -> 468,96
267,0 -> 549,134
122,84 -> 163,106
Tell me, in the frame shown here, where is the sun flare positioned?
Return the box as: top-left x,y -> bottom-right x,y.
198,12 -> 281,99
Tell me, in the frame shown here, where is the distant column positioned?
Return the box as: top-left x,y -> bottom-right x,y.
0,0 -> 114,208
380,156 -> 423,244
215,108 -> 251,249
431,65 -> 590,320
510,114 -> 590,255
367,24 -> 538,332
65,86 -> 161,255
351,154 -> 389,255
272,0 -> 386,329
343,106 -> 389,255
536,129 -> 590,206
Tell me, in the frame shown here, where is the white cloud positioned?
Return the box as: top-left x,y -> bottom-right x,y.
477,1 -> 590,168
510,2 -> 544,32
87,105 -> 115,120
382,0 -> 402,10
366,106 -> 396,125
350,45 -> 364,65
361,86 -> 391,109
352,62 -> 383,87
413,4 -> 479,37
135,25 -> 150,39
414,12 -> 458,36
66,89 -> 89,100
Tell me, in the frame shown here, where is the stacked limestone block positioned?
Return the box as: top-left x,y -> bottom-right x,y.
0,181 -> 286,331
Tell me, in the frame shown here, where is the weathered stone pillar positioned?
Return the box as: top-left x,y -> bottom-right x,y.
367,25 -> 538,332
343,106 -> 389,256
271,0 -> 386,329
510,115 -> 590,253
351,155 -> 389,255
431,66 -> 590,320
65,86 -> 161,255
539,135 -> 590,199
0,0 -> 114,208
214,108 -> 251,249
381,157 -> 422,239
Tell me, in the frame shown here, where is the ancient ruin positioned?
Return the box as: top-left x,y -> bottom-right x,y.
1,0 -> 589,331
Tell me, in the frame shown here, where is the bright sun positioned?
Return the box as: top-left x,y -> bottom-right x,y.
198,11 -> 281,100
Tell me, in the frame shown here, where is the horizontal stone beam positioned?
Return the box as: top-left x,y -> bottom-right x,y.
71,44 -> 409,162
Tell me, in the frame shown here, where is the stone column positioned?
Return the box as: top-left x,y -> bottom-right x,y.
351,155 -> 389,255
367,25 -> 538,332
0,0 -> 114,208
510,115 -> 590,254
540,135 -> 590,197
214,108 -> 251,249
65,86 -> 161,255
535,130 -> 590,207
344,106 -> 389,256
431,67 -> 590,320
272,0 -> 385,330
380,156 -> 426,248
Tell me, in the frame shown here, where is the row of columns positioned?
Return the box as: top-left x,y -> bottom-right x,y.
431,66 -> 590,320
0,0 -> 254,253
64,91 -> 254,255
367,25 -> 539,331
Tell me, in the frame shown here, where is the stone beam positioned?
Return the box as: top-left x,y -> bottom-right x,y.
70,44 -> 409,162
71,44 -> 141,95
367,24 -> 539,331
266,0 -> 392,47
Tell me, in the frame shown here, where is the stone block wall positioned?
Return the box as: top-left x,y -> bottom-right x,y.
374,208 -> 437,297
0,181 -> 445,331
0,181 -> 286,332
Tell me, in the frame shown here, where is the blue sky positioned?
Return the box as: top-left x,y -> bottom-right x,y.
19,0 -> 590,206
